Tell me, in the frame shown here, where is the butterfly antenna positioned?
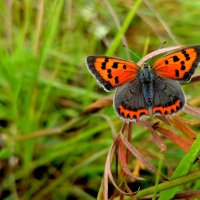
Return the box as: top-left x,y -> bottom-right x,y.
146,41 -> 167,64
159,41 -> 167,50
122,44 -> 141,61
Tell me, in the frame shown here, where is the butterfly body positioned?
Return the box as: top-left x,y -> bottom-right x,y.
138,63 -> 155,106
86,45 -> 200,122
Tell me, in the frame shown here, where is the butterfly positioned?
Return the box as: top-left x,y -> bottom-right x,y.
85,45 -> 200,122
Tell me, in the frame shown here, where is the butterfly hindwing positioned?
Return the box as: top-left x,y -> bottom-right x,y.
114,79 -> 149,121
153,45 -> 200,82
86,56 -> 139,91
152,77 -> 185,116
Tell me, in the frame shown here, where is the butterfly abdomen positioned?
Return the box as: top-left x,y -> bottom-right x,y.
142,83 -> 154,106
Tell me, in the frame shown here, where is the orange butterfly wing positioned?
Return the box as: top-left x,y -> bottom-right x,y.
153,46 -> 200,81
86,56 -> 139,91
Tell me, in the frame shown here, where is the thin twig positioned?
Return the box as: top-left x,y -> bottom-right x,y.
143,0 -> 179,44
137,45 -> 182,66
103,0 -> 131,59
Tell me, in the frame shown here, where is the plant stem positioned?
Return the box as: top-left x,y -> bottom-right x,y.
136,170 -> 200,199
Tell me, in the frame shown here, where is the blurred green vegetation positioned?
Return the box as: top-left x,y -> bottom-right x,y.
0,0 -> 200,199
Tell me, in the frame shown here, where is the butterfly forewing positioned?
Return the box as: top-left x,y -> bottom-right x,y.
153,45 -> 200,82
86,56 -> 139,91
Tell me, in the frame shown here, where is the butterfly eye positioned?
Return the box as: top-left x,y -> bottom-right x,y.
143,63 -> 149,68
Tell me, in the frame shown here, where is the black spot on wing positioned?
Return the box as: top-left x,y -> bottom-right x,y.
175,69 -> 179,77
101,62 -> 106,69
184,53 -> 190,60
101,57 -> 109,70
165,60 -> 169,65
114,76 -> 119,84
182,49 -> 186,54
105,57 -> 109,62
173,56 -> 180,62
181,49 -> 191,61
181,65 -> 186,70
108,74 -> 112,79
107,68 -> 113,79
112,62 -> 118,68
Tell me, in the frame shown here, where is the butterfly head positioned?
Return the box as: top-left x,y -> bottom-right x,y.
143,63 -> 150,69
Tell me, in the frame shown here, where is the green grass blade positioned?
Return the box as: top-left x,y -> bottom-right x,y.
136,170 -> 200,199
158,134 -> 200,200
152,157 -> 163,200
105,0 -> 142,56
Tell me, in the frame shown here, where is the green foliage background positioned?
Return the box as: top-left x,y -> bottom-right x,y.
0,0 -> 200,199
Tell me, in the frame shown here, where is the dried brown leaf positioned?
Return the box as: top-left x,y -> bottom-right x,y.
190,72 -> 200,83
149,127 -> 166,152
118,139 -> 144,180
189,96 -> 200,106
184,103 -> 200,118
82,95 -> 113,114
174,190 -> 200,199
169,117 -> 197,141
103,137 -> 134,200
138,120 -> 166,152
174,117 -> 200,126
120,132 -> 157,174
156,115 -> 171,126
155,126 -> 192,152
